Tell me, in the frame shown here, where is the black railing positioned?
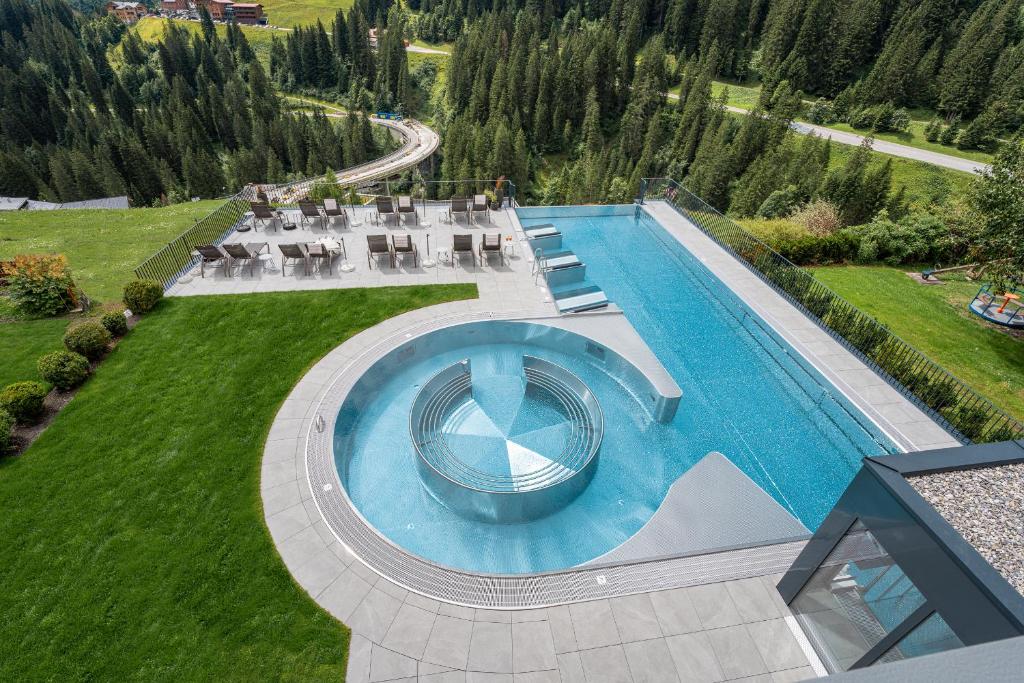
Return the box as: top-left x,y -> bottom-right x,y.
639,177 -> 1024,444
133,196 -> 250,289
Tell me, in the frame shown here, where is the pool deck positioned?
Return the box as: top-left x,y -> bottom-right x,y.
255,202 -> 965,681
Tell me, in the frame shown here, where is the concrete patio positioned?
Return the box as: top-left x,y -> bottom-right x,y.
167,204 -> 551,316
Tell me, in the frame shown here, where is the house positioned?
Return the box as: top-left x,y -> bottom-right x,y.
0,195 -> 130,211
160,0 -> 189,11
231,3 -> 263,24
106,1 -> 146,22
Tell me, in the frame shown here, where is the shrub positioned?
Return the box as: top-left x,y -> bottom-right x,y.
924,118 -> 942,142
101,311 -> 129,337
37,350 -> 90,391
5,254 -> 77,316
63,321 -> 111,360
0,381 -> 48,424
938,120 -> 960,146
756,185 -> 800,219
791,200 -> 843,236
0,409 -> 12,454
123,279 -> 163,313
848,211 -> 949,266
806,98 -> 835,125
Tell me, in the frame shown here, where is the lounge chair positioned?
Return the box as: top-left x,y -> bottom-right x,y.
452,234 -> 475,268
250,201 -> 280,231
397,195 -> 418,225
472,194 -> 490,223
392,234 -> 419,267
196,244 -> 229,278
222,242 -> 267,276
306,242 -> 337,274
449,197 -> 471,224
279,243 -> 310,276
322,198 -> 347,228
367,234 -> 395,268
256,190 -> 269,203
375,196 -> 397,226
298,200 -> 324,230
479,233 -> 505,266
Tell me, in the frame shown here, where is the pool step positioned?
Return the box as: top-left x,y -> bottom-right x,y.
542,253 -> 582,271
556,290 -> 610,313
525,224 -> 562,252
546,263 -> 586,288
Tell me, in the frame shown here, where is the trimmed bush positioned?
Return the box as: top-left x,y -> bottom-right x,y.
63,321 -> 111,360
37,350 -> 90,391
6,254 -> 78,316
0,381 -> 48,424
101,311 -> 129,337
0,409 -> 12,454
123,279 -> 163,313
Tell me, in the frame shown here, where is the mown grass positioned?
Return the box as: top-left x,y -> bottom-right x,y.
823,120 -> 994,164
0,200 -> 223,304
126,17 -> 280,66
809,266 -> 1024,420
0,311 -> 68,388
259,0 -> 354,28
0,285 -> 476,680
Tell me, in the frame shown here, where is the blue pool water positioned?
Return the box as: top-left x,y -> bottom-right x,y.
335,206 -> 896,574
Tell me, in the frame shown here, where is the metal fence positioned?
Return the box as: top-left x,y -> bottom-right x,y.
133,196 -> 249,288
639,177 -> 1024,444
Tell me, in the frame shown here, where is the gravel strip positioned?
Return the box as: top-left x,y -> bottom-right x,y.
911,463 -> 1024,597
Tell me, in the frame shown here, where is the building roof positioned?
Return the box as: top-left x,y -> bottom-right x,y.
109,1 -> 144,8
0,197 -> 28,211
59,196 -> 130,210
24,200 -> 60,210
232,3 -> 261,7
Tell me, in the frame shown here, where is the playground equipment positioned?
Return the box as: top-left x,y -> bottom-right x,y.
969,284 -> 1024,328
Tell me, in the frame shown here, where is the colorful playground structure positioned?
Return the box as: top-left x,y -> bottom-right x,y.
969,284 -> 1024,328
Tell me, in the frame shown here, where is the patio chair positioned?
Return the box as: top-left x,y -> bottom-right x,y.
479,233 -> 505,266
449,197 -> 471,224
196,244 -> 229,278
392,234 -> 419,268
452,234 -> 475,268
222,242 -> 267,276
375,196 -> 397,226
298,200 -> 324,230
322,198 -> 348,228
256,190 -> 269,203
472,194 -> 490,223
306,242 -> 337,275
367,234 -> 395,269
279,243 -> 310,276
250,201 -> 280,231
397,195 -> 418,225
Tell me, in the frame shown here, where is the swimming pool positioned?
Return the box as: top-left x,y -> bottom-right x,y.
333,206 -> 896,574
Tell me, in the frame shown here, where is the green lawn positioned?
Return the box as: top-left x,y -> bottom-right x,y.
126,17 -> 280,66
809,266 -> 1024,420
0,313 -> 68,388
260,0 -> 353,28
0,284 -> 476,680
821,120 -> 994,165
826,143 -> 973,208
0,200 -> 223,304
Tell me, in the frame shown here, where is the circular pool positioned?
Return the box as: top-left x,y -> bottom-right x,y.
333,320 -> 673,573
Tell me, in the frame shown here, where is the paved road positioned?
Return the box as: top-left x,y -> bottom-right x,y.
406,44 -> 450,55
667,92 -> 989,175
265,109 -> 440,202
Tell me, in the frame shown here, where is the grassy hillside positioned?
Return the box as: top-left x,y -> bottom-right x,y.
0,200 -> 224,304
259,0 -> 354,28
126,17 -> 280,66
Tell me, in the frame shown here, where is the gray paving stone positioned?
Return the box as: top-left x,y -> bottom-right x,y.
348,557 -> 381,585
419,661 -> 455,676
467,622 -> 513,674
423,614 -> 473,670
377,578 -> 410,602
318,568 -> 372,621
510,609 -> 547,623
758,575 -> 790,615
475,609 -> 513,623
466,674 -> 512,683
705,626 -> 768,680
545,605 -> 578,654
745,620 -> 807,672
420,672 -> 466,683
664,632 -> 724,683
569,600 -> 620,650
609,594 -> 663,642
291,549 -> 345,597
623,638 -> 680,683
347,634 -> 374,683
311,517 -> 339,546
556,652 -> 586,683
689,583 -> 744,629
262,479 -> 302,516
578,645 -> 633,683
382,603 -> 437,659
512,671 -> 559,683
650,588 -> 703,636
265,501 -> 311,541
279,526 -> 327,568
369,645 -> 417,682
512,620 -> 557,673
349,587 -> 404,642
770,666 -> 816,682
438,602 -> 476,620
725,578 -> 782,624
406,592 -> 442,613
262,458 -> 299,490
